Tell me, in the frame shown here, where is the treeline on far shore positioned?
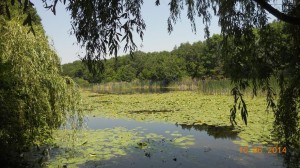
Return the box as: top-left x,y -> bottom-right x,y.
61,21 -> 281,95
62,34 -> 225,87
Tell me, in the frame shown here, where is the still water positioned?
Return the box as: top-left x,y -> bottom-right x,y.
80,117 -> 284,168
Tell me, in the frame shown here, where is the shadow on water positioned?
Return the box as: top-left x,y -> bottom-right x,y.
175,123 -> 239,140
24,117 -> 299,168
73,119 -> 241,168
68,118 -> 286,168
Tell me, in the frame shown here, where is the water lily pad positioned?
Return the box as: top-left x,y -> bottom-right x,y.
80,90 -> 275,152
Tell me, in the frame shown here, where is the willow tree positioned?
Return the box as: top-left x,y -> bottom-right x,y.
0,6 -> 82,166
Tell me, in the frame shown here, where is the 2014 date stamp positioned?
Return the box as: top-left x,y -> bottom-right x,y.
240,146 -> 287,154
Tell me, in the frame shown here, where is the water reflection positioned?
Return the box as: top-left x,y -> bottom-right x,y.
87,117 -> 238,140
22,117 -> 289,168
83,117 -> 284,168
175,123 -> 239,140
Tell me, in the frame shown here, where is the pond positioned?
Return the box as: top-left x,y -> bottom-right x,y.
33,89 -> 297,168
51,117 -> 284,168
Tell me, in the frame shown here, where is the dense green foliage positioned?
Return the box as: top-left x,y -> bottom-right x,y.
0,6 -> 82,166
62,34 -> 224,84
4,1 -> 299,133
10,0 -> 298,72
2,1 -> 300,167
174,35 -> 223,79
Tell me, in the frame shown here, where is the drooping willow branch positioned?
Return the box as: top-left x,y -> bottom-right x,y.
230,87 -> 248,126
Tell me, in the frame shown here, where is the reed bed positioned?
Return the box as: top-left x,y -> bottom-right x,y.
86,78 -> 279,96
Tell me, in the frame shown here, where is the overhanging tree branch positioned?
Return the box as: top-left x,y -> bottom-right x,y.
253,0 -> 300,25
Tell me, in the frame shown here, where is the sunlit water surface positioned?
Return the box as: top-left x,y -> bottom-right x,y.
79,117 -> 284,168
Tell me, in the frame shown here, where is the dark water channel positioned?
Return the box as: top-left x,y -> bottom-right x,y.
83,117 -> 284,168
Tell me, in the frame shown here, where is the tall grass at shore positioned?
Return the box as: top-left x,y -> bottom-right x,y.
84,78 -> 279,96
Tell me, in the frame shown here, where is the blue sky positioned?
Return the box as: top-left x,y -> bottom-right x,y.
34,1 -> 221,64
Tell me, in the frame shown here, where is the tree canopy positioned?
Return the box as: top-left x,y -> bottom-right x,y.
62,34 -> 224,84
2,0 -> 299,63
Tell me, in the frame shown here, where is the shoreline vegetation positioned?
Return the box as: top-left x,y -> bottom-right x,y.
86,78 -> 280,96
